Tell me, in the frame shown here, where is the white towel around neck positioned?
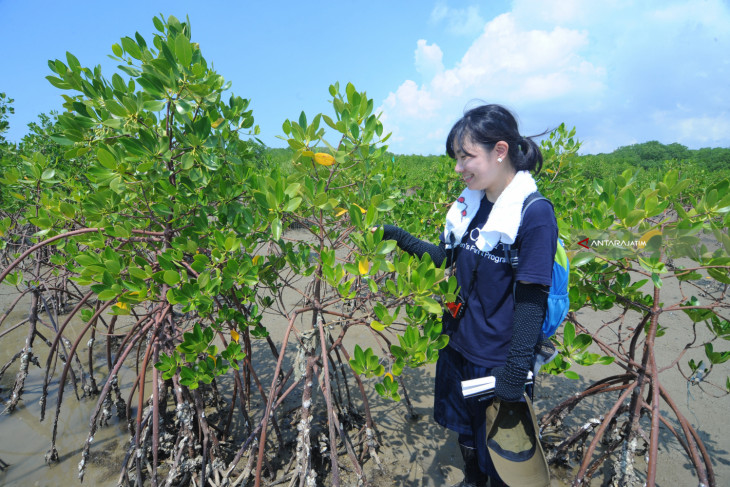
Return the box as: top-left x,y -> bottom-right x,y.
442,171 -> 537,251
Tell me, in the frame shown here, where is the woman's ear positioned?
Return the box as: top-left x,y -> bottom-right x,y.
494,140 -> 509,159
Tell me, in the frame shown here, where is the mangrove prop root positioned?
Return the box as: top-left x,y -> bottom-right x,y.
296,355 -> 316,487
5,289 -> 39,413
571,382 -> 637,486
77,319 -> 156,482
658,382 -> 714,486
317,316 -> 341,486
545,417 -> 601,464
254,312 -> 299,487
39,290 -> 94,421
0,351 -> 24,383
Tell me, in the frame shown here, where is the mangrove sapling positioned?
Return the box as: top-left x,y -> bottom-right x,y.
537,153 -> 730,486
0,15 -> 458,486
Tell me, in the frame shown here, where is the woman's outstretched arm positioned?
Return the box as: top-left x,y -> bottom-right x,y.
381,224 -> 451,267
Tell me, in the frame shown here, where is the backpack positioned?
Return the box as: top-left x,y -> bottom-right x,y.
502,192 -> 570,338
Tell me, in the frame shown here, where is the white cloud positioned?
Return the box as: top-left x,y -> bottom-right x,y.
655,112 -> 730,146
414,39 -> 444,78
379,0 -> 730,155
430,3 -> 485,36
379,12 -> 604,153
381,79 -> 441,120
428,15 -> 603,101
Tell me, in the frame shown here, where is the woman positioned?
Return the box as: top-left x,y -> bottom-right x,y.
381,104 -> 557,486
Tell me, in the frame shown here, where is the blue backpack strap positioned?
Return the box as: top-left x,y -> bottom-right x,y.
503,191 -> 551,270
505,192 -> 570,340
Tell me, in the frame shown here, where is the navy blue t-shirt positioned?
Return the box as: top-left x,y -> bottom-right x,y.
443,195 -> 557,367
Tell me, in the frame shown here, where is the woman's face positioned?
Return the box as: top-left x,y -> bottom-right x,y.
454,139 -> 505,193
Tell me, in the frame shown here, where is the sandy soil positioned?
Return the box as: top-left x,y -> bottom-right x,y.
1,243 -> 728,487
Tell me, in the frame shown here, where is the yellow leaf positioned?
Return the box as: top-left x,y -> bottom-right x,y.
114,301 -> 129,310
231,329 -> 240,343
546,168 -> 555,174
385,372 -> 394,381
639,228 -> 662,247
359,258 -> 370,275
334,207 -> 348,217
208,354 -> 217,365
371,320 -> 386,331
252,255 -> 262,265
314,153 -> 336,166
211,117 -> 225,129
354,204 -> 366,214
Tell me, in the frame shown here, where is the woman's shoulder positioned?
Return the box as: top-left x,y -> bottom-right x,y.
521,195 -> 556,230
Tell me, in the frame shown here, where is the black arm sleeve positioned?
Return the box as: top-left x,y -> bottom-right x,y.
493,282 -> 549,402
382,224 -> 451,267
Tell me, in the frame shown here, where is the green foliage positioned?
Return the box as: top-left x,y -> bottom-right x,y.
541,322 -> 614,379
390,321 -> 448,369
35,13 -> 262,322
374,373 -> 400,401
349,344 -> 384,378
275,80 -> 455,401
154,323 -> 247,388
0,92 -> 14,143
538,123 -> 730,388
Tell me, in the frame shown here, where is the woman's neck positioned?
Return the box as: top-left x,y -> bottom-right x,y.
485,170 -> 516,203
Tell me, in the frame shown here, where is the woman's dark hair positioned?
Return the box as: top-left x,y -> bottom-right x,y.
446,104 -> 545,173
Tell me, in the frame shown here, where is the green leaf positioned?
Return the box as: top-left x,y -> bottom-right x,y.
271,218 -> 282,241
59,201 -> 75,218
118,64 -> 141,77
283,197 -> 302,212
97,147 -> 117,169
163,270 -> 181,286
613,197 -> 628,220
571,252 -> 594,267
624,209 -> 645,227
175,35 -> 192,66
705,343 -> 730,364
563,321 -> 576,346
418,296 -> 441,315
651,272 -> 663,289
46,76 -> 71,90
572,334 -> 592,351
97,289 -> 118,301
153,16 -> 165,32
121,36 -> 142,60
105,99 -> 128,117
707,268 -> 730,284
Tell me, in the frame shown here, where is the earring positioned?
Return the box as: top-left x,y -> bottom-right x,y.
497,157 -> 503,163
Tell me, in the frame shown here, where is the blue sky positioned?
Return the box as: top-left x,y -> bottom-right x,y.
1,0 -> 729,155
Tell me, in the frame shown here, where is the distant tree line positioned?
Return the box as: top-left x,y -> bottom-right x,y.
247,140 -> 730,186
585,140 -> 729,171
